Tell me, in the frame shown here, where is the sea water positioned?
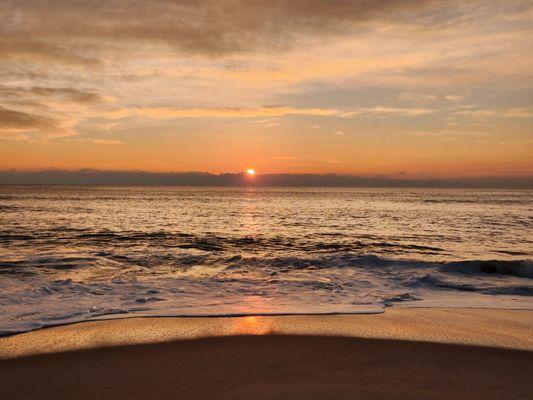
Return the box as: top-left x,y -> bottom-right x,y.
1,186 -> 532,334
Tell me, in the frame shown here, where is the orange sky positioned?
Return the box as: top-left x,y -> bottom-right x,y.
1,0 -> 532,178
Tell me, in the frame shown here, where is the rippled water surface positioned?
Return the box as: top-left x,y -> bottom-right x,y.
1,186 -> 532,334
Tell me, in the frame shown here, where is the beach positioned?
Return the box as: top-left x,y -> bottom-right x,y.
1,308 -> 532,399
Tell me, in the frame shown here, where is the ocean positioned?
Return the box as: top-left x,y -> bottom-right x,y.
1,186 -> 532,335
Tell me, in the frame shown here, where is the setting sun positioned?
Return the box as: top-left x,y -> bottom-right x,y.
246,169 -> 256,176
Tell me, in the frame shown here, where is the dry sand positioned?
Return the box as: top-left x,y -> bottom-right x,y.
1,308 -> 532,399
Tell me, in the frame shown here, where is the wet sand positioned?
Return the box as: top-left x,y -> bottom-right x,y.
1,309 -> 532,399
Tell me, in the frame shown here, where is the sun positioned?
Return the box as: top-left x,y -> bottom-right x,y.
246,168 -> 256,176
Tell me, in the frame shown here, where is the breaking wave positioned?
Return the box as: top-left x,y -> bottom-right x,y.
1,250 -> 531,336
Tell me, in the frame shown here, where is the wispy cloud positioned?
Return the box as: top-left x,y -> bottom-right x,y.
0,85 -> 102,104
456,108 -> 533,119
135,106 -> 339,119
0,106 -> 75,140
408,130 -> 490,138
71,138 -> 123,145
132,106 -> 436,120
342,107 -> 435,118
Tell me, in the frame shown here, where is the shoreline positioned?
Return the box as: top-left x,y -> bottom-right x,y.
2,308 -> 532,359
4,304 -> 533,339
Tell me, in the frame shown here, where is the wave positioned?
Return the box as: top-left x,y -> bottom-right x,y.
403,274 -> 533,296
1,252 -> 532,337
442,260 -> 533,279
0,228 -> 455,258
1,248 -> 531,279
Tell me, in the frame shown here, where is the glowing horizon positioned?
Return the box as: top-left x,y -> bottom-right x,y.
1,1 -> 532,178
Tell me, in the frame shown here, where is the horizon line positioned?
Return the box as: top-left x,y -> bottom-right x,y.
0,169 -> 532,189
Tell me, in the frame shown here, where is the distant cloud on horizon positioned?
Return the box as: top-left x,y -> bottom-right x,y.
1,169 -> 532,189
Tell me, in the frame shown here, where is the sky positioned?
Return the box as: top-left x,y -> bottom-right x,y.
0,0 -> 532,178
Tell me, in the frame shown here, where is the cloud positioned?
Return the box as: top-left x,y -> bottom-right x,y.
0,106 -> 75,140
0,106 -> 57,130
0,85 -> 115,140
71,138 -> 123,145
397,92 -> 468,104
456,110 -> 497,118
0,85 -> 102,104
500,108 -> 533,118
409,131 -> 442,137
408,130 -> 490,138
135,106 -> 339,119
397,92 -> 438,103
444,94 -> 466,102
250,118 -> 280,125
0,38 -> 101,66
131,105 -> 439,120
28,87 -> 102,103
342,107 -> 434,117
94,109 -> 132,119
456,108 -> 533,119
0,0 -> 442,62
3,169 -> 529,188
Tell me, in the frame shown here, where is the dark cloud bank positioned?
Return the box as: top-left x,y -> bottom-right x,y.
0,170 -> 531,188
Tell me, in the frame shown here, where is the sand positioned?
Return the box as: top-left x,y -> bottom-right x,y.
1,308 -> 532,399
